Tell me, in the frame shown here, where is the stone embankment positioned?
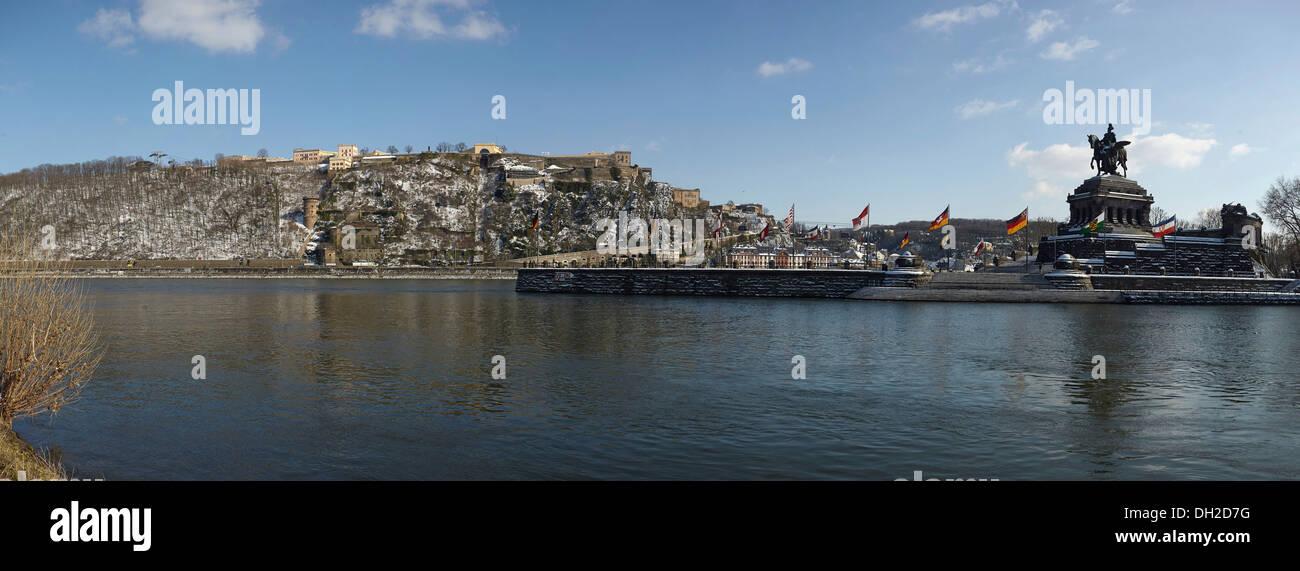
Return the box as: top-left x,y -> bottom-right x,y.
516,268 -> 1300,304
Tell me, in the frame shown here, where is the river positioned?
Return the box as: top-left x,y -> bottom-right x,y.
16,278 -> 1300,480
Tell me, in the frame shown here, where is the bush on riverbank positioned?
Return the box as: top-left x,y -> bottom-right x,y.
0,232 -> 103,477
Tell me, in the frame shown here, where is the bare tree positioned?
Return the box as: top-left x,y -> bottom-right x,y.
436,142 -> 453,153
455,142 -> 468,153
257,148 -> 269,158
1150,205 -> 1170,226
1194,206 -> 1222,229
387,145 -> 399,154
1260,176 -> 1300,276
1261,176 -> 1300,241
404,145 -> 413,154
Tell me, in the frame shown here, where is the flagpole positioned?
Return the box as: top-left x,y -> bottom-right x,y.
1024,206 -> 1030,273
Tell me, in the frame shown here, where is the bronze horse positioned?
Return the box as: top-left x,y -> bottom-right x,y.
1088,134 -> 1129,177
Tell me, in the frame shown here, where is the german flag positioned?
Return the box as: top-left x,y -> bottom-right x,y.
1006,207 -> 1028,235
527,213 -> 540,231
899,232 -> 910,249
928,206 -> 950,231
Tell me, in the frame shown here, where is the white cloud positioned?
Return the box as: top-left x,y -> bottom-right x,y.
1007,141 -> 1095,181
1128,132 -> 1217,168
356,0 -> 508,41
78,8 -> 136,49
757,57 -> 814,78
914,0 -> 1016,32
1113,1 -> 1134,15
645,138 -> 665,152
952,53 -> 1008,74
1229,143 -> 1259,159
955,98 -> 1019,119
270,31 -> 292,53
1008,132 -> 1218,185
1025,10 -> 1062,43
137,0 -> 267,53
1040,36 -> 1100,60
81,1 -> 275,54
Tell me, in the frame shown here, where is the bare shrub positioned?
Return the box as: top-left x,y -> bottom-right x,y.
0,229 -> 102,428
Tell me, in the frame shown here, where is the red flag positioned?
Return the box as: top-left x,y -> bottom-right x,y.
852,204 -> 870,230
527,213 -> 539,231
784,204 -> 795,231
712,210 -> 724,238
899,232 -> 910,249
758,223 -> 770,242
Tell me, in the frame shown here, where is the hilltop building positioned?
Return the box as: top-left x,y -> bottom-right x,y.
294,148 -> 336,164
671,187 -> 701,208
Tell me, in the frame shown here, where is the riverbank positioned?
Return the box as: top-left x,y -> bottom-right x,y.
516,267 -> 1300,304
30,268 -> 518,279
0,426 -> 64,480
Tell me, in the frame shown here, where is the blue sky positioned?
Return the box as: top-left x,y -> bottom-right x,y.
1,0 -> 1298,228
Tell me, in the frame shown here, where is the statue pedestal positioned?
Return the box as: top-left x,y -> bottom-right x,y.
1064,175 -> 1155,235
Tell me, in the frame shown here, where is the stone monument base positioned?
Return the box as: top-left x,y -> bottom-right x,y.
1036,233 -> 1256,276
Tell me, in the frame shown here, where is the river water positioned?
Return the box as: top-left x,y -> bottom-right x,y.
15,279 -> 1300,480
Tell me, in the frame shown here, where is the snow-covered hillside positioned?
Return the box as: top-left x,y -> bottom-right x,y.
0,154 -> 695,263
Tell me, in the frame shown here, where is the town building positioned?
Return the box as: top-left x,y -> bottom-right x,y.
726,245 -> 844,269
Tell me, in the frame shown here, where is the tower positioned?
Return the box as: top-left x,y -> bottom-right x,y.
303,197 -> 320,230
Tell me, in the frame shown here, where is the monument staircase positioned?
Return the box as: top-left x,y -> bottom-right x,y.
923,272 -> 1054,291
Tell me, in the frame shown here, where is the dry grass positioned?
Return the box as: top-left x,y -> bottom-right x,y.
0,425 -> 66,480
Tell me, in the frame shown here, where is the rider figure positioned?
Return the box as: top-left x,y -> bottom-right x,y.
1102,123 -> 1117,148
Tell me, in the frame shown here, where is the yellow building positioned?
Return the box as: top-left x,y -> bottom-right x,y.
671,187 -> 701,208
328,156 -> 352,173
337,144 -> 358,162
294,148 -> 336,164
472,143 -> 504,154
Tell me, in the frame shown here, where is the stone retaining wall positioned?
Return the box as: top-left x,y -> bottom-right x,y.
516,268 -> 930,297
1090,275 -> 1290,292
1122,291 -> 1300,304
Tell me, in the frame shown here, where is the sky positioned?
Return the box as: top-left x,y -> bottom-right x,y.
1,0 -> 1298,229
